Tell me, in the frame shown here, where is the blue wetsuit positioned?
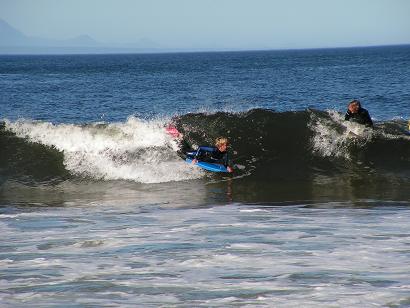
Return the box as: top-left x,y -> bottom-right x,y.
188,146 -> 230,167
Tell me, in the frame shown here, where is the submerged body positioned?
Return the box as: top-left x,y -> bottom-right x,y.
345,108 -> 373,127
344,100 -> 373,127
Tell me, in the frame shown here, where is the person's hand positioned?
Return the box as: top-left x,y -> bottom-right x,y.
192,159 -> 198,164
227,166 -> 233,173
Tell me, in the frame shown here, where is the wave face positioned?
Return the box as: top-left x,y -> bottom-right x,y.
175,109 -> 410,176
1,109 -> 409,200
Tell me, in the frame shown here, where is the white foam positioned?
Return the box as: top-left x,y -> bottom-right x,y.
5,117 -> 203,183
0,214 -> 19,218
2,204 -> 410,307
309,110 -> 373,159
239,209 -> 269,213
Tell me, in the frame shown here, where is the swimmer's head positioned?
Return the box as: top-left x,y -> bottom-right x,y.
215,137 -> 228,151
348,99 -> 361,114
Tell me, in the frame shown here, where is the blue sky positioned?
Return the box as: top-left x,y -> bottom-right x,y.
1,0 -> 410,50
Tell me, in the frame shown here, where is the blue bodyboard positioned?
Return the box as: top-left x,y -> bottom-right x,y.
186,158 -> 229,173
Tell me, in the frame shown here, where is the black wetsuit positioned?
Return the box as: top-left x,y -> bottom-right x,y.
191,146 -> 230,167
345,108 -> 373,127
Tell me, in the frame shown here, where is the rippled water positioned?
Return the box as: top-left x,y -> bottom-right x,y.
1,46 -> 410,122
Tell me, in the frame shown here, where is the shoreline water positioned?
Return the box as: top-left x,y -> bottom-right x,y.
1,202 -> 410,307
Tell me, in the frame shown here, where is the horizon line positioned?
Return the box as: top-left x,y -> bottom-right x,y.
0,43 -> 409,56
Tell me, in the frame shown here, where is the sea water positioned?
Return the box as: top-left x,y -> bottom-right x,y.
1,46 -> 410,307
2,202 -> 410,307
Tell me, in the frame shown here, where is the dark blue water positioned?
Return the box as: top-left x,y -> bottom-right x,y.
1,45 -> 410,203
1,45 -> 409,123
1,46 -> 410,307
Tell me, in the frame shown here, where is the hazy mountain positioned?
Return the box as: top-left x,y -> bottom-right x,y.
134,37 -> 161,49
0,19 -> 100,47
0,18 -> 29,46
0,19 -> 161,54
60,34 -> 100,47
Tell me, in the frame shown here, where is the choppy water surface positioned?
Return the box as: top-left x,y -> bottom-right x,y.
1,46 -> 410,306
1,202 -> 410,307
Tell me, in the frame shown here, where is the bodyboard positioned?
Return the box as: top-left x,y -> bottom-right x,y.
186,158 -> 229,173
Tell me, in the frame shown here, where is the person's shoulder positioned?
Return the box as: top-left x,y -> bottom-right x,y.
359,107 -> 370,114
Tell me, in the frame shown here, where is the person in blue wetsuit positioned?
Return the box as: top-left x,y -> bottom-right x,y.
191,137 -> 233,173
344,99 -> 373,127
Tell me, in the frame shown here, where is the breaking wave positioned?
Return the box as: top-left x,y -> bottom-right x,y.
1,109 -> 409,185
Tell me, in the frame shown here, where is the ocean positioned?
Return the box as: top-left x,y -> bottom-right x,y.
1,45 -> 410,307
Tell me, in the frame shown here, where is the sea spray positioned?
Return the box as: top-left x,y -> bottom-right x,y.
4,117 -> 202,184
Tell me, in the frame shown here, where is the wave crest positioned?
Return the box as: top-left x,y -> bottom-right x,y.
1,109 -> 409,184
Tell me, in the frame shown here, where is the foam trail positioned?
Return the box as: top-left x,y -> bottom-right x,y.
5,117 -> 202,183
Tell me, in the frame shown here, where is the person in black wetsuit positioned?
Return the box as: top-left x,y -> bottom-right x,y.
191,137 -> 233,173
344,99 -> 373,127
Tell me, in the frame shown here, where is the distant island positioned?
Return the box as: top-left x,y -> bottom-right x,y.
0,19 -> 161,54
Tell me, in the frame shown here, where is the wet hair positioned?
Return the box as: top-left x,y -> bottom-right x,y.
215,137 -> 228,147
348,99 -> 361,108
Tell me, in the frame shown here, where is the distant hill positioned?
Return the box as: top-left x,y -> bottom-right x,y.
0,19 -> 161,54
65,34 -> 100,47
0,19 -> 100,48
0,19 -> 29,46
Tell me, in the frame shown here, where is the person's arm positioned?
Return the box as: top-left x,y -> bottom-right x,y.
192,146 -> 215,164
192,147 -> 203,164
345,111 -> 351,121
222,152 -> 229,167
363,110 -> 373,127
195,146 -> 215,158
222,152 -> 233,173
